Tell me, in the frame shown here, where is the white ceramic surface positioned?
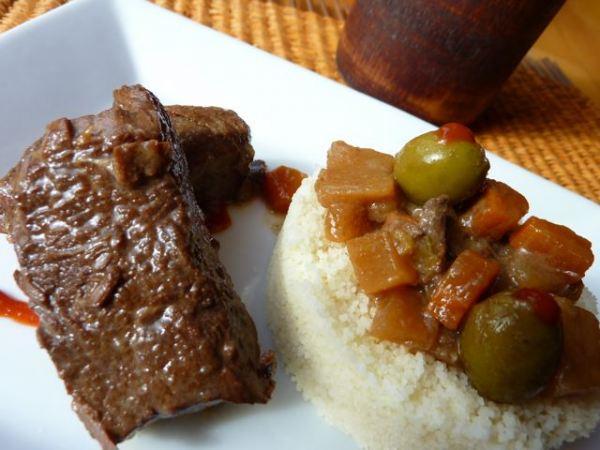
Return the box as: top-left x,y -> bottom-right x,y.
0,0 -> 598,449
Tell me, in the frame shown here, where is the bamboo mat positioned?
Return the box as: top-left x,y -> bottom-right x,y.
1,0 -> 599,203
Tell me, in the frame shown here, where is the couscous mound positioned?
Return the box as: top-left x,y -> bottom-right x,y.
267,176 -> 600,450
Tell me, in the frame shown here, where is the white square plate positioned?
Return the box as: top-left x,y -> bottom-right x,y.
0,0 -> 598,449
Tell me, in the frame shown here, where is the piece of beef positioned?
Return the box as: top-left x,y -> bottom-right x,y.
410,196 -> 451,288
166,105 -> 259,209
235,159 -> 267,203
0,85 -> 274,449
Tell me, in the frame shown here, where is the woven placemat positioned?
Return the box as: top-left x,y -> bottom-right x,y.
1,0 -> 599,203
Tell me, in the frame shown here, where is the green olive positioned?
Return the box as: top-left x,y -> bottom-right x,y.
459,291 -> 562,403
393,130 -> 489,204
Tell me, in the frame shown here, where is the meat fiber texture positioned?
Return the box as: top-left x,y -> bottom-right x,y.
166,105 -> 255,209
267,175 -> 600,450
0,85 -> 274,449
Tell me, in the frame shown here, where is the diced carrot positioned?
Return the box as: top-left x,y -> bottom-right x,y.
367,195 -> 402,223
327,140 -> 394,173
370,287 -> 439,352
315,141 -> 395,206
347,229 -> 419,294
263,166 -> 307,214
460,180 -> 529,240
548,297 -> 600,397
325,201 -> 373,242
509,217 -> 594,278
428,250 -> 500,330
382,211 -> 420,236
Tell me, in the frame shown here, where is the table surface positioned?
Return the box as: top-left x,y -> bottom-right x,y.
526,0 -> 600,105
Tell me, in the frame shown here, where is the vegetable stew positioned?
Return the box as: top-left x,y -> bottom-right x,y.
315,124 -> 598,403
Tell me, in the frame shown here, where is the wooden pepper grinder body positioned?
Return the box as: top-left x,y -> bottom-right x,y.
337,0 -> 565,124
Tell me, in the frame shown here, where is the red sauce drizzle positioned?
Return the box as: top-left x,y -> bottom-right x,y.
205,204 -> 232,234
263,166 -> 307,214
437,123 -> 476,144
0,290 -> 39,327
515,288 -> 561,325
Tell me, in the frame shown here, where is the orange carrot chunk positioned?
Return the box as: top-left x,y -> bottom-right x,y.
428,250 -> 500,330
371,287 -> 439,352
367,196 -> 402,223
509,217 -> 594,278
549,297 -> 600,397
347,229 -> 419,294
460,180 -> 529,240
263,166 -> 307,214
325,202 -> 373,242
315,141 -> 395,206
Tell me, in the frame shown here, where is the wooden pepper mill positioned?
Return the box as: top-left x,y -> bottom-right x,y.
337,0 -> 566,124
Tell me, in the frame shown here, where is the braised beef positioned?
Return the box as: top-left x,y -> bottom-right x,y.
236,159 -> 267,203
410,196 -> 451,286
166,105 -> 257,209
446,216 -> 496,260
0,86 -> 274,449
495,247 -> 583,301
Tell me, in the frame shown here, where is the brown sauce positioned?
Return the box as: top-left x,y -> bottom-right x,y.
204,164 -> 306,234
